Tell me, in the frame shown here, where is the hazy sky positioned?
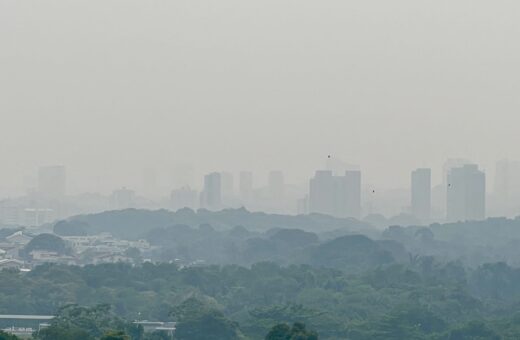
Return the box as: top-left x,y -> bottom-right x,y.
1,0 -> 519,194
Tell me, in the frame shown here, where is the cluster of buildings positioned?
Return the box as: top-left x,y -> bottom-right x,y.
0,166 -> 67,226
410,164 -> 486,223
168,160 -> 490,224
170,170 -> 287,213
296,162 -> 486,224
3,159 -> 520,229
0,229 -> 151,271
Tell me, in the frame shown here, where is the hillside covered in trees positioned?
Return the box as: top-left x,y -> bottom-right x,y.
3,210 -> 520,338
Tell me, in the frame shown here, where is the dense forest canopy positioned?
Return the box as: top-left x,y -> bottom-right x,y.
3,210 -> 520,338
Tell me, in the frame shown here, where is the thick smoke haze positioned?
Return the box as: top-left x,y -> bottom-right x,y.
1,0 -> 520,194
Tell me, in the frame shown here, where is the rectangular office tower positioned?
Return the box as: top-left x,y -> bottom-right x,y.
201,172 -> 222,211
411,168 -> 431,222
309,170 -> 361,219
447,164 -> 486,222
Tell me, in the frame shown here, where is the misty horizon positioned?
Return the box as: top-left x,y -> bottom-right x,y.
2,0 -> 520,195
3,2 -> 520,339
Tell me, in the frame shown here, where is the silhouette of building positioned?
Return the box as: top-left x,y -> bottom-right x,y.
170,186 -> 198,211
309,171 -> 336,216
309,170 -> 361,219
38,166 -> 66,198
201,172 -> 222,211
432,159 -> 471,217
411,168 -> 431,222
447,164 -> 485,222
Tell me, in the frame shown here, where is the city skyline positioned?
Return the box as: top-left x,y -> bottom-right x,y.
3,157 -> 520,228
2,1 -> 520,196
2,1 -> 520,337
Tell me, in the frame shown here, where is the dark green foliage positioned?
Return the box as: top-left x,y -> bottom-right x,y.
0,331 -> 20,340
265,322 -> 318,340
22,233 -> 70,257
35,304 -> 142,340
101,330 -> 131,340
6,215 -> 520,338
268,229 -> 319,248
308,235 -> 405,271
172,297 -> 244,340
36,325 -> 92,340
54,220 -> 90,236
0,260 -> 520,338
0,228 -> 22,241
2,260 -> 519,339
448,321 -> 501,340
71,208 -> 372,240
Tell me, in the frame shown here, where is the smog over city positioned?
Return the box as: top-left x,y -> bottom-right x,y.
1,1 -> 520,339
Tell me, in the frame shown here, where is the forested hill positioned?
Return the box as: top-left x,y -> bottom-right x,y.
66,208 -> 374,240
59,209 -> 520,268
4,260 -> 520,339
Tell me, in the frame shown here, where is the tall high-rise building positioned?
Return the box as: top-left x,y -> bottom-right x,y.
447,164 -> 485,222
309,170 -> 361,218
38,166 -> 66,198
432,158 -> 471,219
309,171 -> 336,216
201,172 -> 222,211
171,186 -> 198,211
239,171 -> 253,202
411,168 -> 431,222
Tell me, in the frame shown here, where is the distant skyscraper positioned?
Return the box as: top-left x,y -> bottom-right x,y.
239,171 -> 253,202
171,186 -> 198,211
431,158 -> 471,218
443,158 -> 470,185
201,172 -> 222,211
110,187 -> 135,210
38,166 -> 66,198
325,157 -> 359,176
447,164 -> 485,222
411,168 -> 431,222
309,170 -> 361,219
309,171 -> 336,216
